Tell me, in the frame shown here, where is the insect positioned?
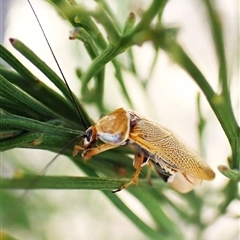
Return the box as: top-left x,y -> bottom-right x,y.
73,108 -> 215,193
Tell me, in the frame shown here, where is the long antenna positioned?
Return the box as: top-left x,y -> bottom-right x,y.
27,0 -> 88,130
20,134 -> 85,199
6,133 -> 85,223
6,2 -> 88,219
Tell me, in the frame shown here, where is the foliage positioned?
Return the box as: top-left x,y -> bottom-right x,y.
1,0 -> 239,239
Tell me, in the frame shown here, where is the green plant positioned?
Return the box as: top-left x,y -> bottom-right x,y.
1,0 -> 239,239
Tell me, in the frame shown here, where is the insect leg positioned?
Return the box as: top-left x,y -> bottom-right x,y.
146,161 -> 153,185
73,144 -> 84,156
112,151 -> 145,193
82,143 -> 118,160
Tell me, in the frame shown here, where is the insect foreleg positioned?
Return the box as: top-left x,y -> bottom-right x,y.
73,144 -> 84,157
81,143 -> 118,160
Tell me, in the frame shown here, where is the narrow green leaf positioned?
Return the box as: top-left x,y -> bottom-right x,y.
218,165 -> 240,181
1,175 -> 130,190
129,188 -> 184,240
103,191 -> 166,240
0,114 -> 80,136
9,38 -> 91,127
203,0 -> 228,95
0,132 -> 41,151
0,75 -> 61,121
0,64 -> 80,124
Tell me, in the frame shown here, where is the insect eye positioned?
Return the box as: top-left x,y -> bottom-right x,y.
85,129 -> 92,142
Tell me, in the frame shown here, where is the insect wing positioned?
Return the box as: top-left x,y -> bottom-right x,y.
129,111 -> 215,182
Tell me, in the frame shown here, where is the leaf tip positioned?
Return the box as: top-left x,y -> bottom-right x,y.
9,38 -> 16,45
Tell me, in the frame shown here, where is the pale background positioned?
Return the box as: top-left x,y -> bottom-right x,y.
1,0 -> 239,239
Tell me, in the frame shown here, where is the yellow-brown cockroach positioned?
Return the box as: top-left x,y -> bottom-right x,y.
73,108 -> 215,193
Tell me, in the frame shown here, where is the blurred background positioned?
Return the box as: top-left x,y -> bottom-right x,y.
1,0 -> 239,239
